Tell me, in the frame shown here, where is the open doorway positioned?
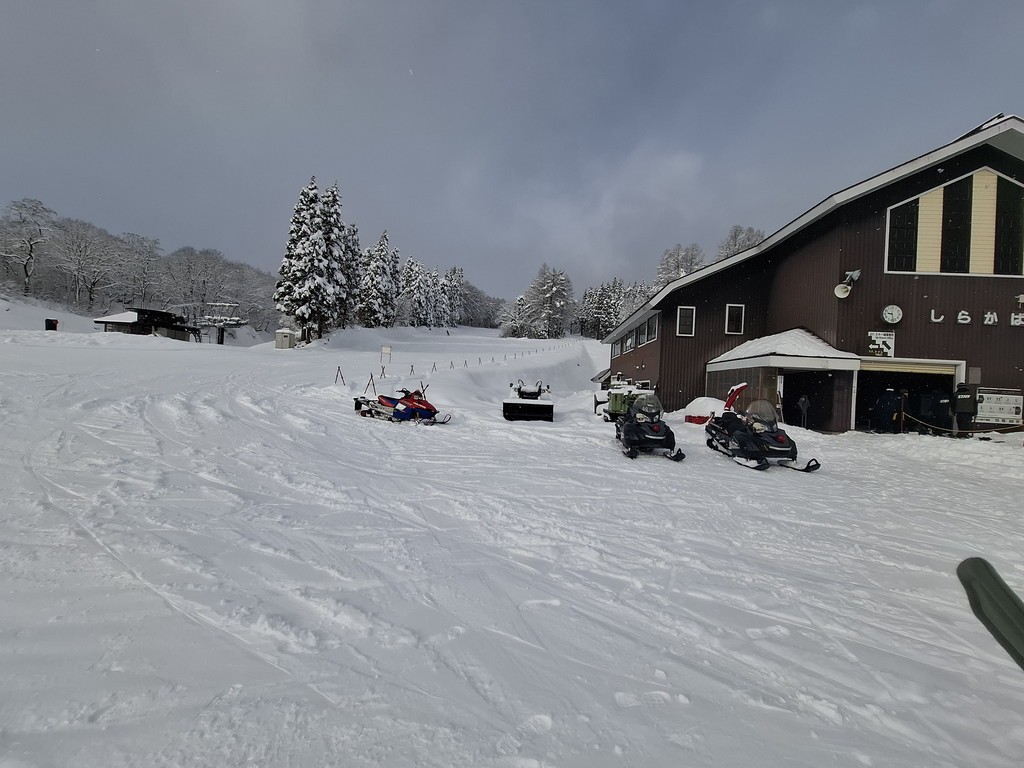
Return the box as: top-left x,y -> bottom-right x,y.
855,371 -> 955,432
780,371 -> 835,431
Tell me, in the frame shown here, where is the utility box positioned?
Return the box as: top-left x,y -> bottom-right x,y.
275,328 -> 296,349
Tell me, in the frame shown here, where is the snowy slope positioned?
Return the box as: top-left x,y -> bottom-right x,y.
2,298 -> 1024,767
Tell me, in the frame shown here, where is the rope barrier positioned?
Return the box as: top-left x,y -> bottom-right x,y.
902,412 -> 1022,435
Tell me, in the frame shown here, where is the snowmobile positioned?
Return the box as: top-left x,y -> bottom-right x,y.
354,385 -> 451,424
597,373 -> 652,422
615,391 -> 685,461
502,379 -> 554,421
704,383 -> 820,471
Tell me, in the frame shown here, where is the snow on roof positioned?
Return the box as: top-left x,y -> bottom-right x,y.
93,311 -> 139,324
709,328 -> 860,363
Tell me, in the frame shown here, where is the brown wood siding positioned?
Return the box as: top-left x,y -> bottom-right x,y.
653,266 -> 774,412
609,318 -> 663,387
608,144 -> 1024,421
609,339 -> 662,387
767,145 -> 1024,392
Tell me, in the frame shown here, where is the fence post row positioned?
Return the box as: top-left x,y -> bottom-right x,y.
335,339 -> 581,390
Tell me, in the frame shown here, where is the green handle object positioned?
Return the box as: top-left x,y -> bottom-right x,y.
958,557 -> 1024,673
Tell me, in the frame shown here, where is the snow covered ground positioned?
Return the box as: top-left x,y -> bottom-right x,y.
3,295 -> 1024,767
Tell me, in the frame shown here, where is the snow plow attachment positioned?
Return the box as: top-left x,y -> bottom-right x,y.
502,380 -> 554,422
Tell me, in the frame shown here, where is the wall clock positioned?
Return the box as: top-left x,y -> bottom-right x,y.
881,304 -> 903,324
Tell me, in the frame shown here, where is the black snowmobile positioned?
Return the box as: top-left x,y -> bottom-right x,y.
705,383 -> 819,471
615,391 -> 685,461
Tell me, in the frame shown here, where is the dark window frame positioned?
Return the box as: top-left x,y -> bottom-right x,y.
725,304 -> 745,335
887,198 -> 919,272
940,176 -> 972,273
995,176 -> 1024,275
645,315 -> 658,344
676,306 -> 695,337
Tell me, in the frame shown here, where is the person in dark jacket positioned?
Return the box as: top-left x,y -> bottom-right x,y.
953,382 -> 977,438
874,388 -> 901,433
898,388 -> 910,433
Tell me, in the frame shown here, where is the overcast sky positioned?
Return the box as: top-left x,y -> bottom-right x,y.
3,1 -> 1022,299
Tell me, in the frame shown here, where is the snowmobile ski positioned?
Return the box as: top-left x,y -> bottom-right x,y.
777,457 -> 821,472
733,456 -> 770,470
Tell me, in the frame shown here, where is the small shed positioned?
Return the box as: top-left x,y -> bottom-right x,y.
93,308 -> 195,341
275,328 -> 297,349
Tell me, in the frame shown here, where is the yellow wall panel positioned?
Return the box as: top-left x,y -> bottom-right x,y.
971,170 -> 997,273
916,188 -> 943,271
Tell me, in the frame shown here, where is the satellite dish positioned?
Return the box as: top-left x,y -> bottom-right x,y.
834,283 -> 852,299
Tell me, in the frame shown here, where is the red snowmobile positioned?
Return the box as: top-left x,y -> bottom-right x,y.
354,385 -> 451,424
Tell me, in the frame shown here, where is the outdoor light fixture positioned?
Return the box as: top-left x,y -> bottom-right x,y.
834,269 -> 861,299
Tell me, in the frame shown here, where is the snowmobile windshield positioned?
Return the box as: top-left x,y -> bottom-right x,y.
744,399 -> 779,428
629,393 -> 663,421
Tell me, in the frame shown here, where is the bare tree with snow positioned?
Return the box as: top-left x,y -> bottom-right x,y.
655,243 -> 705,288
0,198 -> 56,295
716,225 -> 764,262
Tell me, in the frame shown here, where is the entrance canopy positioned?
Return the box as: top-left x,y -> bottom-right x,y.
706,328 -> 861,373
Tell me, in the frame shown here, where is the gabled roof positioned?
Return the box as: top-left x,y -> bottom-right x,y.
604,113 -> 1024,343
706,328 -> 861,373
708,328 -> 859,364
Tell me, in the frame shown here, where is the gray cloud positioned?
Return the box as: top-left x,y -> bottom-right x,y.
2,0 -> 1022,298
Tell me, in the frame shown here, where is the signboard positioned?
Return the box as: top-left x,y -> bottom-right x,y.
867,331 -> 895,357
976,387 -> 1023,426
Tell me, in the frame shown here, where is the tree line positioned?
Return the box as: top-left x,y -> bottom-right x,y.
274,177 -> 503,340
276,177 -> 765,343
0,198 -> 282,331
2,181 -> 762,343
512,224 -> 765,341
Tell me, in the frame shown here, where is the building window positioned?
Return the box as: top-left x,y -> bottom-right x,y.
637,322 -> 648,346
940,177 -> 972,273
611,339 -> 621,357
645,315 -> 658,343
887,198 -> 919,271
676,306 -> 695,336
622,332 -> 634,353
885,169 -> 1024,276
996,177 -> 1024,275
725,304 -> 745,335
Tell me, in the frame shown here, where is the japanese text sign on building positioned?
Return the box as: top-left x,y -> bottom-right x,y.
867,331 -> 895,357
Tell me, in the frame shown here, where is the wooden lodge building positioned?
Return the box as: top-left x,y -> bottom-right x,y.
93,308 -> 196,342
604,114 -> 1024,432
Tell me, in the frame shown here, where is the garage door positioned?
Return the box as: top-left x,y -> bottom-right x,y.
860,358 -> 960,376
